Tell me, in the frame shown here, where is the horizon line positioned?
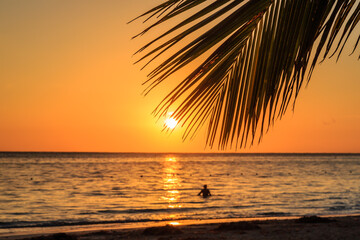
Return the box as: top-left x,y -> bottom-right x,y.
0,151 -> 359,155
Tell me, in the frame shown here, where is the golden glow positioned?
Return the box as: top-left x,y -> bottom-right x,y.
168,222 -> 180,225
161,157 -> 182,210
166,157 -> 176,162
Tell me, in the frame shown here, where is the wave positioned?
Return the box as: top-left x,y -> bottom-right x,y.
95,206 -> 222,215
0,219 -> 160,229
0,212 -> 224,229
328,205 -> 353,211
0,209 -> 297,229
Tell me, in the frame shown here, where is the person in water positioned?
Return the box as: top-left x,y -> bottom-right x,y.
198,185 -> 211,197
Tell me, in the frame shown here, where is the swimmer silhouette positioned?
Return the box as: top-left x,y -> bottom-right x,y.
198,185 -> 211,198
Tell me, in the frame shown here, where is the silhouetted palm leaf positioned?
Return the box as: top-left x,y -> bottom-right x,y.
131,0 -> 360,149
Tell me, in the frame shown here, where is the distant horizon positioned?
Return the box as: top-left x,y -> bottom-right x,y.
0,151 -> 359,154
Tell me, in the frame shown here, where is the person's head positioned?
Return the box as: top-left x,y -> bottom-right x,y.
203,185 -> 207,189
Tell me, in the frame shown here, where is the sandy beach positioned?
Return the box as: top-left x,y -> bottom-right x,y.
2,215 -> 360,240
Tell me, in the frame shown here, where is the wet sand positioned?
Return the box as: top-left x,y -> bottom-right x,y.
3,215 -> 360,240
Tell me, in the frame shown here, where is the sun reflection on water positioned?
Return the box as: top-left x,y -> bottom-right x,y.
162,157 -> 182,209
168,221 -> 180,225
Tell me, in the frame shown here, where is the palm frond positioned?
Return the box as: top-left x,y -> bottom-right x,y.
131,0 -> 360,149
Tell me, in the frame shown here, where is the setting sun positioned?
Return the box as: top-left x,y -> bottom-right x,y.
164,113 -> 178,129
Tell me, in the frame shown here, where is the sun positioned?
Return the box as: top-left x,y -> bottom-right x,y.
164,113 -> 178,129
165,117 -> 178,129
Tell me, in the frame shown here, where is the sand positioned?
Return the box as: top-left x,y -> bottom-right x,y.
2,215 -> 360,240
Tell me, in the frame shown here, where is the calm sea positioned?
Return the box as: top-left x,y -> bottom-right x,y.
0,152 -> 359,231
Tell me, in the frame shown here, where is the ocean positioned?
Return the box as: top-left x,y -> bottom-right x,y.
0,152 -> 359,232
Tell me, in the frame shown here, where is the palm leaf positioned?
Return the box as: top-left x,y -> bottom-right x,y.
131,0 -> 360,149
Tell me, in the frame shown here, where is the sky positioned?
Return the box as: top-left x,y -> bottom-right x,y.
0,0 -> 359,153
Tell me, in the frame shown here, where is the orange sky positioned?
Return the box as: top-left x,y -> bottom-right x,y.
0,0 -> 359,153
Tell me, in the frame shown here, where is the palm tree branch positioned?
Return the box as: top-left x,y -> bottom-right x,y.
132,0 -> 360,149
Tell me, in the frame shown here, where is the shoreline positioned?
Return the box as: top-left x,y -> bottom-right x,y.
2,214 -> 360,240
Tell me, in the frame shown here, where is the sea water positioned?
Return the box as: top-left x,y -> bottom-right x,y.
0,152 -> 359,230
